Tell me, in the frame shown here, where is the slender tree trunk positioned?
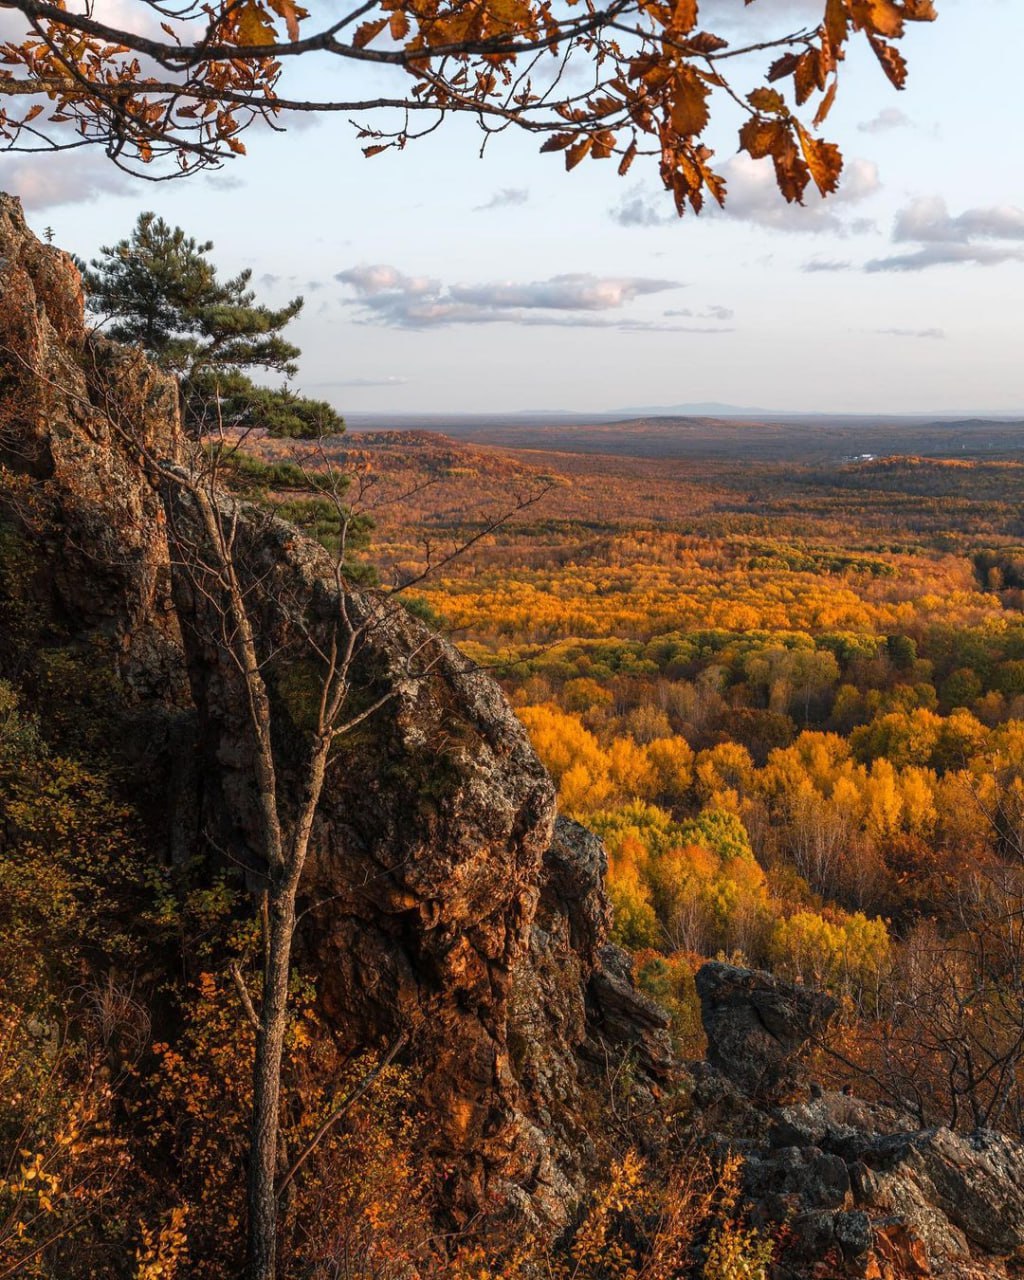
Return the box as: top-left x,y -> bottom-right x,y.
246,748 -> 330,1280
246,882 -> 296,1280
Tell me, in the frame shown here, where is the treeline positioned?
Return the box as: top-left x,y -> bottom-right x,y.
418,535 -> 993,645
486,619 -> 1024,754
246,429 -> 1024,1143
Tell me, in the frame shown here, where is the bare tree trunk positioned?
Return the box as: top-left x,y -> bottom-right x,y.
246,746 -> 329,1280
166,437 -> 542,1278
4,340 -> 544,1280
247,883 -> 295,1280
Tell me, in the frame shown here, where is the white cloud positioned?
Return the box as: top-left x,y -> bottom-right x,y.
610,189 -> 674,228
664,305 -> 734,321
449,274 -> 677,311
336,264 -> 439,299
2,153 -> 134,210
858,107 -> 913,134
335,265 -> 692,328
474,187 -> 529,211
801,258 -> 852,273
893,196 -> 1024,244
866,197 -> 1024,271
866,243 -> 1024,272
611,156 -> 882,235
716,154 -> 881,234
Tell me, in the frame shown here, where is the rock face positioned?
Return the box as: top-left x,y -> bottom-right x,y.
7,195 -> 1024,1272
0,193 -> 667,1229
696,961 -> 838,1100
0,195 -> 188,705
694,962 -> 1024,1279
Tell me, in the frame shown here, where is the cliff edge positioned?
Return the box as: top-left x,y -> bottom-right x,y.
0,192 -> 669,1229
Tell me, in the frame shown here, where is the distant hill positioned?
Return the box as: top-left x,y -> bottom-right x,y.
613,400 -> 770,416
346,411 -> 1024,465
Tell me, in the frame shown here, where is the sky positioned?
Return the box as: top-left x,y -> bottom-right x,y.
2,0 -> 1022,417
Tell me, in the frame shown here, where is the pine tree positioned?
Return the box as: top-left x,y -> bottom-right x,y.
82,213 -> 343,439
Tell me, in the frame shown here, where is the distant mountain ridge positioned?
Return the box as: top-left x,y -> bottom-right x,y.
346,407 -> 1024,431
613,400 -> 770,416
345,410 -> 1024,466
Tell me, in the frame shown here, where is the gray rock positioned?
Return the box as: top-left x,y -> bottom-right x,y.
833,1209 -> 873,1258
743,1144 -> 852,1219
773,1091 -> 917,1159
695,961 -> 837,1099
693,964 -> 1024,1276
863,1127 -> 1024,1258
584,943 -> 673,1078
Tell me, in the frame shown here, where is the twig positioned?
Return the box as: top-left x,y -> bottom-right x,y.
275,1031 -> 409,1198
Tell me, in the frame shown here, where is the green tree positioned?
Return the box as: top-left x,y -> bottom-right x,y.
82,213 -> 342,440
679,809 -> 754,863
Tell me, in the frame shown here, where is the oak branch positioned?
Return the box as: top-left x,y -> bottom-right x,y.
0,0 -> 935,211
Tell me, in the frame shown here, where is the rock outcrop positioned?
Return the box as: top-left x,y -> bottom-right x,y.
694,961 -> 1024,1279
696,961 -> 838,1100
0,193 -> 667,1228
6,194 -> 1024,1274
0,196 -> 188,704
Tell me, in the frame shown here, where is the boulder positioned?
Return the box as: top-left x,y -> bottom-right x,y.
695,961 -> 837,1098
693,965 -> 1024,1278
860,1127 -> 1024,1259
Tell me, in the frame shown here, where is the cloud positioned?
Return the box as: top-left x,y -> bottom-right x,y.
716,154 -> 882,235
611,189 -> 674,228
866,243 -> 1024,272
474,187 -> 529,211
4,153 -> 133,210
336,264 -> 439,300
321,376 -> 411,387
874,327 -> 946,340
612,156 -> 882,234
858,107 -> 912,134
664,305 -> 734,321
893,197 -> 1024,244
335,264 -> 690,328
866,197 -> 1024,272
602,319 -> 732,333
448,275 -> 678,311
0,0 -> 165,41
801,258 -> 853,273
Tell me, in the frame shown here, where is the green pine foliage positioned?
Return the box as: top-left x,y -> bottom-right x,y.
82,213 -> 343,440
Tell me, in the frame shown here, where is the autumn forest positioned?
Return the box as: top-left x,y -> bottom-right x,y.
239,417 -> 1024,1128
6,229 -> 1024,1275
3,0 -> 1024,1273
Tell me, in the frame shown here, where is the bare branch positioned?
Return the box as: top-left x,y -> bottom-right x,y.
275,1032 -> 409,1200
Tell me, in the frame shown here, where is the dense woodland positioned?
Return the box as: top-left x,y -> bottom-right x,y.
8,388 -> 1024,1274
244,424 -> 1024,1134
4,215 -> 1024,1275
6,0 -> 1021,1266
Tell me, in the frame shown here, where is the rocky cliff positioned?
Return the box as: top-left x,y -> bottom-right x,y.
0,193 -> 669,1229
693,962 -> 1024,1279
4,194 -> 1024,1277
